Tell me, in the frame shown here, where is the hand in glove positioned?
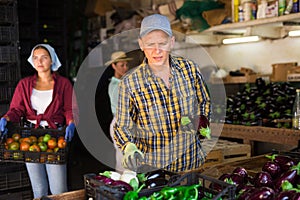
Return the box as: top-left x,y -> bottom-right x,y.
0,118 -> 8,138
65,123 -> 75,142
122,142 -> 144,171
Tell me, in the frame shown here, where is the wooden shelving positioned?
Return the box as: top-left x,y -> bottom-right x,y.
185,13 -> 300,45
211,123 -> 300,146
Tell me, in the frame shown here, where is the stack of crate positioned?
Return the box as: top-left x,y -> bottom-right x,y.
0,0 -> 20,116
0,1 -> 31,199
0,162 -> 32,199
202,138 -> 251,168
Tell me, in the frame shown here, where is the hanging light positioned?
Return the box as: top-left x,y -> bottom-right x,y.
222,36 -> 261,44
288,30 -> 300,37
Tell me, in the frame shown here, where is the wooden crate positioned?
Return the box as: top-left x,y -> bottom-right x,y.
202,139 -> 251,168
203,149 -> 223,168
202,155 -> 268,179
34,189 -> 85,200
215,139 -> 251,163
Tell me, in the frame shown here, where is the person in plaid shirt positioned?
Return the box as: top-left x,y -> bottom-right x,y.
113,14 -> 211,172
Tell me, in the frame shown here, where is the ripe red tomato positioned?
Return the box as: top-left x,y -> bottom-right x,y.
47,139 -> 57,149
20,141 -> 30,151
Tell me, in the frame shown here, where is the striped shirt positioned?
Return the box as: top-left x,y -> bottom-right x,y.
114,55 -> 211,172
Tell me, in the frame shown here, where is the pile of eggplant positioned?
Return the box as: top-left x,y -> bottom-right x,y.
224,78 -> 296,128
213,154 -> 300,199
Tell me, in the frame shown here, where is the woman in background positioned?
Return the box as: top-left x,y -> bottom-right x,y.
0,44 -> 78,198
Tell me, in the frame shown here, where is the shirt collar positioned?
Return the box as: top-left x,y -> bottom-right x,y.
142,55 -> 183,81
31,72 -> 58,88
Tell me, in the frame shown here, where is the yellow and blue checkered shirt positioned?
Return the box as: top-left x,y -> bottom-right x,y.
114,55 -> 211,172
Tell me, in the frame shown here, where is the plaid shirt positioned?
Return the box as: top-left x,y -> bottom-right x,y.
114,55 -> 211,172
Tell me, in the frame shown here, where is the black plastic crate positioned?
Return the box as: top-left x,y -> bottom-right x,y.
0,188 -> 33,200
0,168 -> 31,191
0,86 -> 14,101
0,65 -> 18,81
0,26 -> 15,42
85,172 -> 236,200
0,46 -> 17,63
168,172 -> 236,200
0,162 -> 26,173
0,127 -> 68,164
0,103 -> 9,117
0,6 -> 14,24
84,173 -> 175,200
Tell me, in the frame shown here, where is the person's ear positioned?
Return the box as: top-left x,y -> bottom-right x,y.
170,36 -> 175,49
138,38 -> 144,51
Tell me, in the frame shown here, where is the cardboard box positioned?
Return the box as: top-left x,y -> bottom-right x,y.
287,66 -> 300,82
85,0 -> 113,17
271,62 -> 297,82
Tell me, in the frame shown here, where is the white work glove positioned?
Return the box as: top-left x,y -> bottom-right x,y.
122,142 -> 144,171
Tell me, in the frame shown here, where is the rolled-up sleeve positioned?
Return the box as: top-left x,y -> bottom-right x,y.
113,80 -> 134,151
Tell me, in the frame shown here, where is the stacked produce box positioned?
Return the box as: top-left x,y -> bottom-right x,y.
0,0 -> 20,116
0,162 -> 32,200
202,152 -> 300,199
221,78 -> 296,128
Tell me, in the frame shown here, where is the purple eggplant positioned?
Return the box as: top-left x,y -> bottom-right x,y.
111,180 -> 133,192
236,184 -> 255,196
218,173 -> 231,182
209,173 -> 232,192
275,190 -> 297,200
145,169 -> 175,180
274,161 -> 300,192
275,170 -> 298,192
145,178 -> 168,188
237,186 -> 256,200
95,175 -> 115,185
272,154 -> 296,172
246,175 -> 255,185
95,174 -> 108,181
239,187 -> 275,200
262,161 -> 282,179
292,192 -> 300,200
146,169 -> 166,180
254,171 -> 273,188
230,173 -> 245,186
233,167 -> 248,179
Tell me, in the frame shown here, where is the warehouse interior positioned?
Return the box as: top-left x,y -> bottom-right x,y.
1,0 -> 300,199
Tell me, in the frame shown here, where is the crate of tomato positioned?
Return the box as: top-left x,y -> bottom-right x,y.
0,125 -> 68,164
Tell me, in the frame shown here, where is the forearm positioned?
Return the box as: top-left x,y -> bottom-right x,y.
4,109 -> 23,123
